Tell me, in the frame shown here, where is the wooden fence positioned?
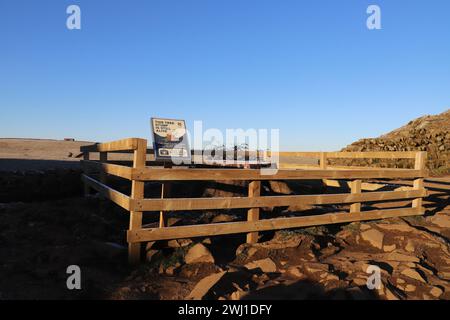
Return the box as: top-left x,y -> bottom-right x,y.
80,138 -> 428,264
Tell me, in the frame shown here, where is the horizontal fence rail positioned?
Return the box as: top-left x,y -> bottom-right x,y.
80,137 -> 428,264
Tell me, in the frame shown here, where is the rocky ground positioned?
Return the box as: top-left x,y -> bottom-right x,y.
0,177 -> 448,300
0,130 -> 449,300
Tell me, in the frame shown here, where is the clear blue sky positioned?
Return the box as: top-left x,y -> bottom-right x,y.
1,0 -> 449,151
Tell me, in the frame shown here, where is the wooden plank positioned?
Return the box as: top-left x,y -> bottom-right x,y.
325,151 -> 417,159
128,139 -> 147,265
99,152 -> 108,184
81,161 -> 133,180
81,174 -> 131,210
247,181 -> 261,243
271,152 -> 322,158
80,138 -> 144,153
127,207 -> 424,243
350,180 -> 362,213
132,168 -> 427,181
134,189 -> 427,211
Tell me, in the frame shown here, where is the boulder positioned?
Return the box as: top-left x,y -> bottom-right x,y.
304,262 -> 329,274
230,290 -> 248,300
212,214 -> 235,223
361,229 -> 384,249
287,266 -> 304,278
185,243 -> 215,264
430,286 -> 443,298
430,215 -> 450,228
404,284 -> 416,292
376,223 -> 416,233
400,268 -> 426,283
268,181 -> 293,194
245,258 -> 277,273
405,241 -> 415,253
383,244 -> 396,252
186,271 -> 227,300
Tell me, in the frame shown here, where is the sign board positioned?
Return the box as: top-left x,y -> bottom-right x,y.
151,118 -> 191,162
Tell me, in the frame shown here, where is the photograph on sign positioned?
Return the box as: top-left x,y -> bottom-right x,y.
151,118 -> 191,162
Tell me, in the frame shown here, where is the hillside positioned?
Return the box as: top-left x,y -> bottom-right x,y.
339,109 -> 450,175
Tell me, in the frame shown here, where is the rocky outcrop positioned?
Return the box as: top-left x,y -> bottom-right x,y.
334,109 -> 449,175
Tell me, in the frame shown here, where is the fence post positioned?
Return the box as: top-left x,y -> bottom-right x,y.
320,152 -> 328,169
128,139 -> 147,265
159,182 -> 171,228
99,151 -> 108,184
247,180 -> 261,243
350,179 -> 362,213
412,151 -> 426,212
83,152 -> 90,196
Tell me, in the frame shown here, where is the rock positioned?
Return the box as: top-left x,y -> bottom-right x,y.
383,244 -> 396,252
405,241 -> 415,253
384,287 -> 399,300
400,268 -> 426,283
185,244 -> 215,264
287,266 -> 304,278
212,214 -> 235,223
230,290 -> 248,300
325,273 -> 339,281
352,277 -> 367,286
430,286 -> 443,298
236,235 -> 302,256
336,229 -> 353,239
430,215 -> 450,228
167,240 -> 180,248
287,204 -> 314,212
268,181 -> 292,194
361,229 -> 384,249
166,266 -> 176,275
146,249 -> 159,263
360,224 -> 372,231
304,262 -> 329,274
404,284 -> 416,292
168,239 -> 192,248
376,223 -> 415,233
320,245 -> 339,256
178,239 -> 193,247
167,217 -> 182,227
245,258 -> 277,273
247,247 -> 258,258
186,271 -> 227,300
386,252 -> 419,263
253,273 -> 270,284
437,271 -> 450,280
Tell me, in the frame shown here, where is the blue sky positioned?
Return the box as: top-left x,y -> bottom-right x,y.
1,0 -> 449,151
